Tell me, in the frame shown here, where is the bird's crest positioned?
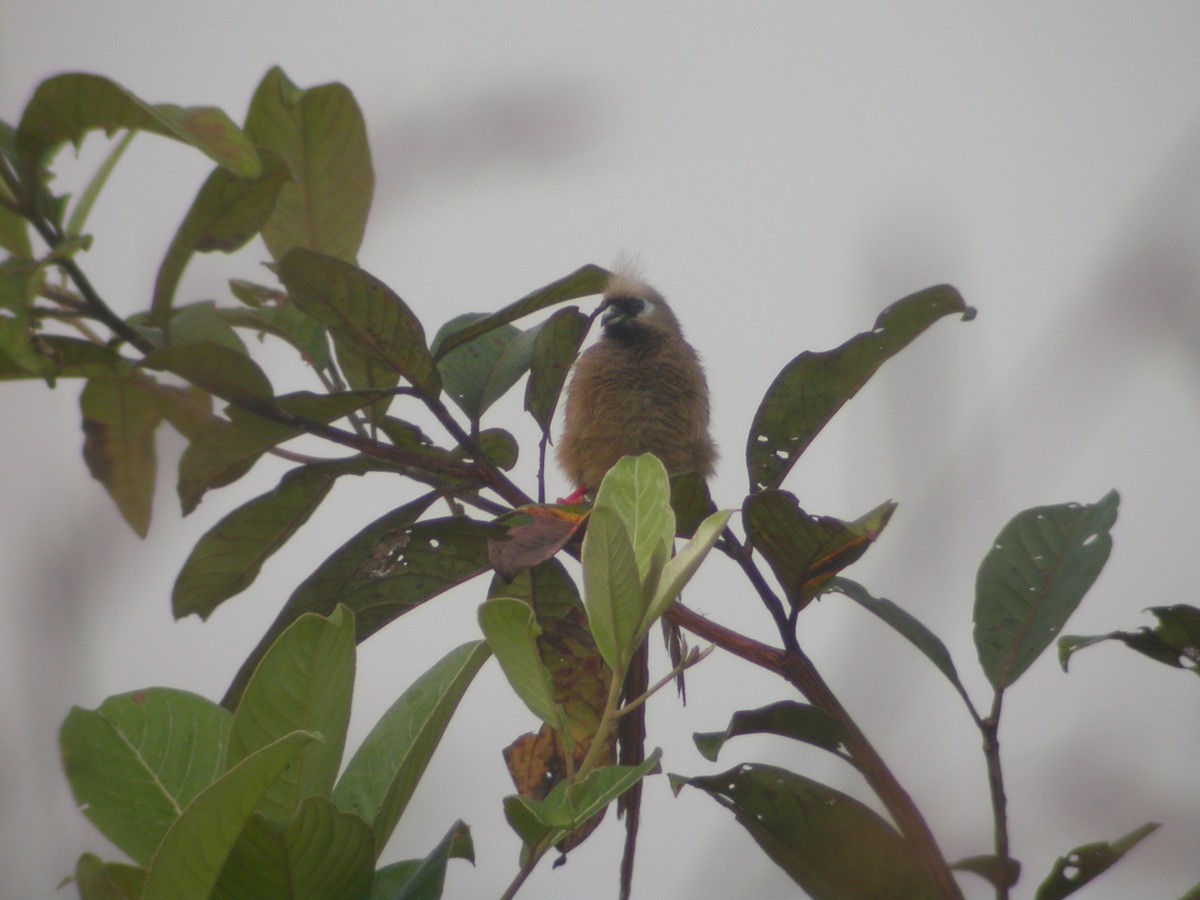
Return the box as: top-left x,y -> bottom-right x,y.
605,253 -> 663,304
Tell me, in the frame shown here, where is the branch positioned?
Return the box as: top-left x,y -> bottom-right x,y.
981,691 -> 1009,900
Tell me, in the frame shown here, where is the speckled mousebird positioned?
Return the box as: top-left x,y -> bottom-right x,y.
556,264 -> 716,899
558,267 -> 716,495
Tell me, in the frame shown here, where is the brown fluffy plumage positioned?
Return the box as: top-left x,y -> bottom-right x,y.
558,272 -> 716,492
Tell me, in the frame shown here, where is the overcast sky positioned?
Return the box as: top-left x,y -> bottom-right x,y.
3,4 -> 1200,898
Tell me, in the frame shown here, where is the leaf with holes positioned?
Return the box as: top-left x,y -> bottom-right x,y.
670,764 -> 940,899
60,689 -> 232,866
974,490 -> 1119,691
693,701 -> 848,763
225,607 -> 355,822
745,491 -> 894,610
747,284 -> 973,493
1034,822 -> 1159,900
333,642 -> 491,854
1059,604 -> 1200,677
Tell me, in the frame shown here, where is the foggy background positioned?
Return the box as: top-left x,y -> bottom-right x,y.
2,4 -> 1199,897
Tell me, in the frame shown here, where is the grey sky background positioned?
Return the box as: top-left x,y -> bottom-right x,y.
2,4 -> 1199,898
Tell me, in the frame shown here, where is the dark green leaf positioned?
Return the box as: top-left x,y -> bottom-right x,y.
334,643 -> 490,855
141,731 -> 318,900
151,151 -> 291,326
173,460 -> 369,620
468,427 -> 519,471
670,471 -> 717,539
17,73 -> 258,177
974,490 -> 1119,691
693,701 -> 848,762
433,314 -> 531,421
226,607 -> 355,821
60,689 -> 232,866
432,265 -> 608,360
525,306 -> 589,433
1034,822 -> 1159,900
245,67 -> 373,264
279,248 -> 439,399
670,764 -> 940,900
80,374 -> 163,537
1059,604 -> 1200,676
747,284 -> 973,492
0,334 -> 124,382
212,796 -> 374,900
744,491 -> 895,610
74,854 -> 147,900
832,577 -> 966,695
142,341 -> 273,407
369,820 -> 474,900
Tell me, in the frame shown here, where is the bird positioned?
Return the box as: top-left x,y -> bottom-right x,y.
557,266 -> 716,497
556,263 -> 716,899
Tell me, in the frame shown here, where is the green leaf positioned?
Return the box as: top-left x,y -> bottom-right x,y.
279,248 -> 440,400
525,306 -> 589,433
65,128 -> 135,240
173,461 -> 357,620
142,341 -> 273,407
504,751 -> 662,851
212,796 -> 375,900
226,607 -> 355,821
1059,604 -> 1200,677
692,701 -> 848,763
747,284 -> 973,492
74,853 -> 147,900
17,73 -> 258,177
245,67 -> 373,264
60,689 -> 232,866
224,280 -> 332,370
176,390 -> 384,514
479,598 -> 560,727
832,577 -> 966,696
433,314 -> 533,421
166,302 -> 250,354
593,453 -> 676,583
974,490 -> 1119,691
581,504 -> 643,673
219,493 -> 439,708
80,374 -> 164,537
152,151 -> 291,326
333,642 -> 491,855
1034,822 -> 1159,900
142,731 -> 318,900
670,763 -> 940,900
0,334 -> 124,382
670,471 -> 718,539
0,125 -> 32,256
744,491 -> 895,610
643,508 -> 732,632
432,264 -> 608,361
950,854 -> 1020,890
369,820 -> 474,900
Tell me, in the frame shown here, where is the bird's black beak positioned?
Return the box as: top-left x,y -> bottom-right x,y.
601,297 -> 644,327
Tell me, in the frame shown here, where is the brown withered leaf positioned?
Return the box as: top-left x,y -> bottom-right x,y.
488,504 -> 589,581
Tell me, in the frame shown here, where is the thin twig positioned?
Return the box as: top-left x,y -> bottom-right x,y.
981,691 -> 1009,900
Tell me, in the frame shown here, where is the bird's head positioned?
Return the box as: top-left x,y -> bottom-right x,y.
599,271 -> 681,342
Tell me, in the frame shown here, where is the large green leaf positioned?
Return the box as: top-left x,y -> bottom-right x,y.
333,642 -> 491,855
671,764 -> 940,900
479,597 -> 561,728
212,796 -> 375,900
278,248 -> 440,399
226,607 -> 355,821
1033,822 -> 1159,900
592,453 -> 675,585
432,314 -> 535,422
581,504 -> 643,674
431,265 -> 608,361
692,701 -> 848,763
747,285 -> 973,492
60,689 -> 232,866
974,490 -> 1119,691
152,150 -> 291,326
245,67 -> 373,264
80,373 -> 164,537
369,820 -> 473,900
173,460 -> 369,620
142,731 -> 318,900
17,73 -> 259,177
524,306 -> 589,433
